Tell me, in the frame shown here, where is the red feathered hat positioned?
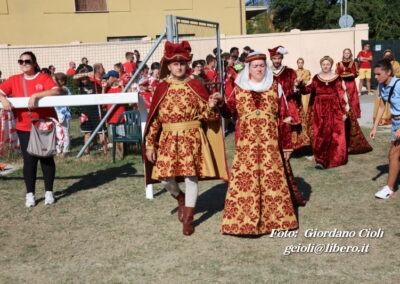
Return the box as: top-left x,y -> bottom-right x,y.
268,46 -> 288,58
160,41 -> 193,79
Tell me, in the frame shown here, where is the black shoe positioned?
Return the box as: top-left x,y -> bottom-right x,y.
315,163 -> 325,169
92,144 -> 102,151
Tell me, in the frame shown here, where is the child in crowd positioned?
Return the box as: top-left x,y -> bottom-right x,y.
139,77 -> 152,111
149,62 -> 160,91
123,52 -> 136,76
54,73 -> 72,157
75,68 -> 106,155
102,70 -> 125,156
205,54 -> 218,93
114,62 -> 131,86
139,64 -> 150,81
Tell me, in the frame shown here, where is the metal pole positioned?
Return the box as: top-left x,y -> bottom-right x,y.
341,0 -> 343,17
173,16 -> 179,43
76,29 -> 168,158
172,16 -> 219,26
345,0 -> 347,16
216,23 -> 224,95
166,15 -> 174,42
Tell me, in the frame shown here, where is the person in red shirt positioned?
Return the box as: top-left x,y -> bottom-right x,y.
102,70 -> 125,156
357,43 -> 373,95
123,52 -> 136,76
139,78 -> 152,110
149,62 -> 160,91
205,54 -> 217,81
204,54 -> 218,93
114,62 -> 131,86
139,64 -> 150,80
0,51 -> 64,207
224,55 -> 237,98
66,61 -> 76,76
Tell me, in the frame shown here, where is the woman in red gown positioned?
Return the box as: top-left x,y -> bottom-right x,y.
299,56 -> 371,169
336,48 -> 361,118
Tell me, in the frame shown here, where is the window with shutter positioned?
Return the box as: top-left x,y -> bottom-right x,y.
75,0 -> 107,12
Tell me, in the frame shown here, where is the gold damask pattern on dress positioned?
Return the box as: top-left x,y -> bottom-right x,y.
145,78 -> 220,179
221,85 -> 298,235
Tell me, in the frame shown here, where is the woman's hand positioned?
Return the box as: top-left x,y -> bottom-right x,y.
145,149 -> 157,163
294,77 -> 302,87
27,94 -> 38,110
0,96 -> 14,112
211,92 -> 224,107
283,151 -> 292,161
117,79 -> 124,87
394,129 -> 400,140
369,127 -> 377,140
101,80 -> 108,89
208,95 -> 218,108
342,114 -> 347,121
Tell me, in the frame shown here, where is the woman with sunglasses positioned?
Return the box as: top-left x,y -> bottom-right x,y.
0,51 -> 64,207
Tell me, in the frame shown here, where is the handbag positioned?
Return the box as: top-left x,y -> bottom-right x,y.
22,75 -> 57,157
27,118 -> 57,157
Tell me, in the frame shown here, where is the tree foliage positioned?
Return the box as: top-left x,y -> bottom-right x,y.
269,0 -> 400,40
247,13 -> 275,34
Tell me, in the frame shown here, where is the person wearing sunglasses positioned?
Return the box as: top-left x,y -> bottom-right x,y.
0,51 -> 64,207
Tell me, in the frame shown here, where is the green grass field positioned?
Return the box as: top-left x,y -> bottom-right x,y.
0,123 -> 399,283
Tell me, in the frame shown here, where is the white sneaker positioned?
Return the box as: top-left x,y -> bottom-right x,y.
375,186 -> 395,199
25,193 -> 36,207
44,191 -> 55,205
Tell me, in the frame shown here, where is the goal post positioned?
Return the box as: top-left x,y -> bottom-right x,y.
0,15 -> 224,200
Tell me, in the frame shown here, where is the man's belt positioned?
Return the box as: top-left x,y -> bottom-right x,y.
392,115 -> 400,120
242,109 -> 276,119
162,121 -> 201,131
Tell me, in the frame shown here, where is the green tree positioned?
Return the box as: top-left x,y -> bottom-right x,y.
247,13 -> 275,34
270,0 -> 340,31
349,0 -> 400,39
269,0 -> 400,40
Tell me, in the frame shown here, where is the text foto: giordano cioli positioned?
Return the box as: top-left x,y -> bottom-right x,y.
270,228 -> 384,238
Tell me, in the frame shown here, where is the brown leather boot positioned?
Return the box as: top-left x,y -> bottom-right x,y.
182,207 -> 195,235
172,192 -> 185,222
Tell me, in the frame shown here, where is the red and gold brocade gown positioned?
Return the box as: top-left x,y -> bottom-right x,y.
145,78 -> 220,180
220,83 -> 299,235
336,60 -> 361,118
301,75 -> 372,168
